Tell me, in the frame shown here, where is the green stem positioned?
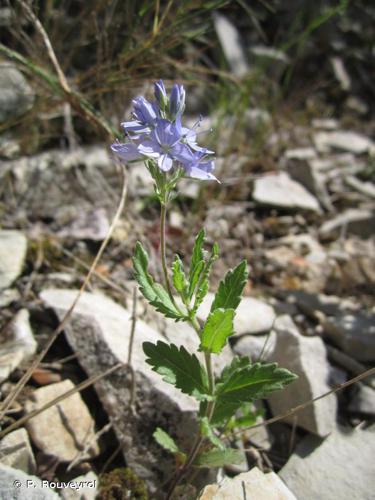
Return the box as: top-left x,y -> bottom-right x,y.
160,201 -> 175,301
159,198 -> 217,498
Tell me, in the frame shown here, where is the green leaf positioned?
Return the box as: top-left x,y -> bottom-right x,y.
143,341 -> 210,401
211,361 -> 298,424
153,427 -> 180,454
188,260 -> 205,299
193,242 -> 219,312
172,255 -> 189,298
200,417 -> 225,450
200,308 -> 235,354
211,260 -> 248,312
194,447 -> 244,468
133,242 -> 183,320
189,229 -> 205,285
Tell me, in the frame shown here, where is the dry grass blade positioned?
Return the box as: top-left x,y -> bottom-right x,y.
0,165 -> 128,422
232,366 -> 375,437
0,363 -> 123,439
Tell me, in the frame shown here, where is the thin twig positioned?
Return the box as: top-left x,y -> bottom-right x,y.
17,0 -> 70,93
67,422 -> 113,472
0,363 -> 123,438
232,366 -> 375,437
0,166 -> 128,421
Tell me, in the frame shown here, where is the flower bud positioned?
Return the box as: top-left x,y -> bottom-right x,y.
154,80 -> 168,111
169,84 -> 185,119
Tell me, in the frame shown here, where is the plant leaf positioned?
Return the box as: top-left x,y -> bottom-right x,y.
133,242 -> 183,320
211,361 -> 298,424
172,255 -> 189,298
193,242 -> 219,312
200,308 -> 235,354
153,427 -> 180,454
188,260 -> 205,299
143,341 -> 210,401
194,447 -> 244,468
200,417 -> 225,450
189,229 -> 205,285
211,260 -> 248,312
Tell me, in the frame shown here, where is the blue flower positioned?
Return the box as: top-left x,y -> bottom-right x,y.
110,142 -> 142,162
121,96 -> 158,134
154,80 -> 168,110
137,119 -> 189,171
176,147 -> 218,181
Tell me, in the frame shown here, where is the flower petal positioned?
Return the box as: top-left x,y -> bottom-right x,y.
158,154 -> 173,171
185,165 -> 218,181
111,143 -> 142,162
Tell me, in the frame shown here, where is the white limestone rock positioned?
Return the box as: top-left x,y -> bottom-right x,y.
199,466 -> 297,500
280,426 -> 375,500
0,230 -> 27,290
253,173 -> 321,212
267,315 -> 337,436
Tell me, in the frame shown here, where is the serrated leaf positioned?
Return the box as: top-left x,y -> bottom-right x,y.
193,242 -> 219,312
143,341 -> 210,401
133,242 -> 183,320
200,417 -> 225,450
218,355 -> 251,383
194,447 -> 244,468
200,308 -> 235,354
211,260 -> 248,312
172,255 -> 189,298
189,229 -> 205,285
188,259 -> 205,299
211,362 -> 298,424
153,427 -> 180,454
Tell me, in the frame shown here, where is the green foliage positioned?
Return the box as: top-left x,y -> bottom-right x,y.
188,229 -> 205,299
200,308 -> 235,354
211,260 -> 248,312
172,255 -> 189,299
194,447 -> 244,468
143,341 -> 210,401
200,417 -> 224,450
225,402 -> 264,431
211,359 -> 298,424
153,428 -> 187,463
133,242 -> 184,320
192,242 -> 219,312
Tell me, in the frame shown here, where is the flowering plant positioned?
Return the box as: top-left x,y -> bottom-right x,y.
112,80 -> 297,498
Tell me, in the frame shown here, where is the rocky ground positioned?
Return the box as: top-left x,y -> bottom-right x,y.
1,7 -> 375,499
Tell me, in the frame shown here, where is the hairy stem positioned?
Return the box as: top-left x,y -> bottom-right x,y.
160,202 -> 175,301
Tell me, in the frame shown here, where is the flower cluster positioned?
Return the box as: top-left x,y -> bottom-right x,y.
111,80 -> 217,181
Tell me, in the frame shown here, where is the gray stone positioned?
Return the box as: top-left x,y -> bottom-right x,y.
213,13 -> 248,77
233,331 -> 276,362
199,466 -> 297,500
249,46 -> 290,80
311,119 -> 339,130
280,426 -> 375,500
0,429 -> 36,474
319,209 -> 375,239
0,63 -> 35,123
345,175 -> 375,199
197,293 -> 276,335
348,384 -> 375,416
0,230 -> 27,290
323,310 -> 375,362
314,131 -> 374,154
0,289 -> 20,308
267,315 -> 337,436
253,173 -> 321,212
285,148 -> 317,160
40,289 -> 199,492
0,309 -> 37,383
25,379 -> 99,463
0,464 -> 59,499
57,207 -> 110,241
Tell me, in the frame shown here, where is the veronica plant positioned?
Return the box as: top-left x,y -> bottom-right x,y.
112,80 -> 297,498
